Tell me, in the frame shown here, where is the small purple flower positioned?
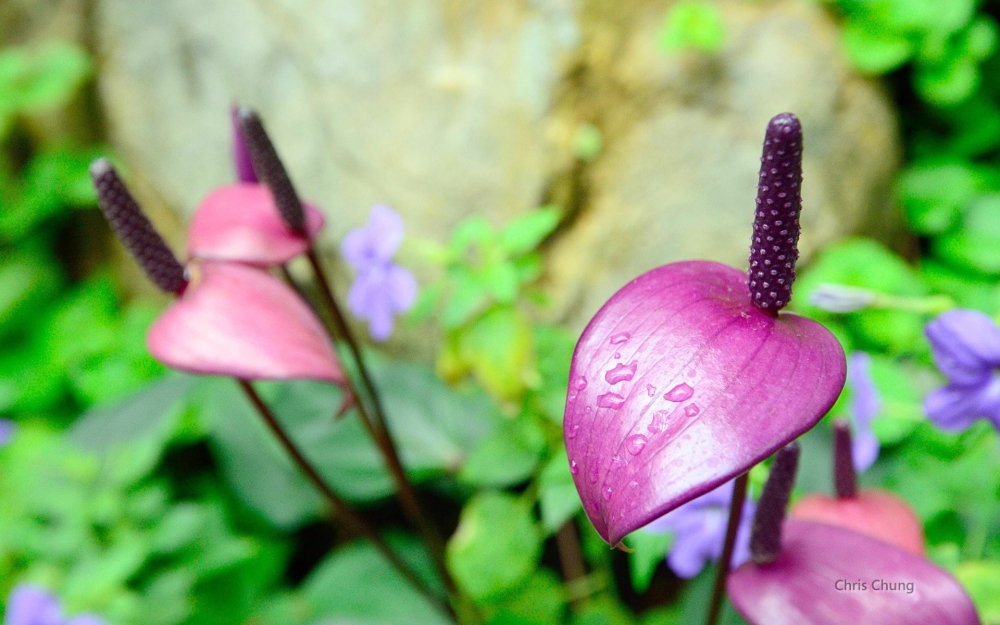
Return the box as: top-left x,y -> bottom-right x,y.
643,480 -> 756,579
3,584 -> 106,625
847,351 -> 879,472
0,419 -> 14,446
341,205 -> 418,342
924,309 -> 1000,433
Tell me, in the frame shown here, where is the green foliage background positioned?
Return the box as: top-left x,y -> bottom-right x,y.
5,1 -> 1000,623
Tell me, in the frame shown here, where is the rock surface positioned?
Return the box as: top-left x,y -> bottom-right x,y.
92,0 -> 900,335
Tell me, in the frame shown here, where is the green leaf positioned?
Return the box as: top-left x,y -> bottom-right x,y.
455,305 -> 535,401
480,570 -> 566,625
954,561 -> 1000,623
447,492 -> 542,600
867,356 -> 927,446
660,1 -> 725,53
624,529 -> 672,593
460,416 -> 545,488
305,538 -> 450,625
842,19 -> 913,74
915,56 -> 979,107
932,195 -> 1000,275
0,42 -> 92,116
448,216 -> 495,260
919,258 -> 1000,314
499,208 -> 561,257
0,240 -> 65,340
897,161 -> 980,235
571,597 -> 636,625
538,448 -> 582,534
441,267 -> 491,329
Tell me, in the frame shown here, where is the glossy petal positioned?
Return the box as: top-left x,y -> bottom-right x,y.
341,204 -> 405,270
564,261 -> 845,543
728,521 -> 979,625
147,262 -> 343,383
791,490 -> 925,556
5,585 -> 62,625
186,184 -> 325,266
925,309 -> 1000,386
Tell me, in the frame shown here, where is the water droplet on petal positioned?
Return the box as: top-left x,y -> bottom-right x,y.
567,424 -> 580,438
597,392 -> 626,409
626,434 -> 648,455
663,383 -> 694,402
610,332 -> 630,345
687,368 -> 697,377
603,485 -> 613,501
589,463 -> 600,484
648,410 -> 669,434
605,360 -> 637,385
646,384 -> 657,397
572,376 -> 588,391
614,352 -> 621,359
570,460 -> 579,475
610,454 -> 626,469
684,404 -> 700,417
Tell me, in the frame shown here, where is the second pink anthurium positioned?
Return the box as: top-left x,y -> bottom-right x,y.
564,114 -> 847,545
90,158 -> 344,385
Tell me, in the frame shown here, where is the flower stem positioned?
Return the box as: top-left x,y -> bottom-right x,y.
833,419 -> 857,499
704,472 -> 749,625
301,249 -> 462,606
236,379 -> 445,611
555,520 -> 588,609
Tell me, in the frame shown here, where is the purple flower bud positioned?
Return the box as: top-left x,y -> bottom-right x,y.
748,113 -> 802,314
236,107 -> 306,233
749,442 -> 799,565
89,158 -> 187,295
808,283 -> 877,313
230,104 -> 258,184
832,419 -> 856,499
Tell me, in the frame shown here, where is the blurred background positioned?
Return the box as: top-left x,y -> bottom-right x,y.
2,0 -> 1000,624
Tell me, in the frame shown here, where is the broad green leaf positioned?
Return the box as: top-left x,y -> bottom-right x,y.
919,258 -> 1000,313
867,356 -> 927,446
0,42 -> 92,115
842,19 -> 913,74
480,570 -> 566,625
624,529 -> 673,593
499,208 -> 560,257
915,56 -> 979,107
448,216 -> 494,260
571,597 -> 636,625
932,195 -> 1000,275
456,305 -> 535,401
538,448 -> 582,534
0,240 -> 64,340
447,492 -> 542,600
660,1 -> 725,53
459,416 -> 545,488
954,561 -> 1000,623
897,161 -> 980,234
305,537 -> 449,625
441,267 -> 490,329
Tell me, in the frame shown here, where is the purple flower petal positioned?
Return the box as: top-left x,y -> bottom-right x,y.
728,520 -> 980,625
341,205 -> 405,270
386,264 -> 418,312
645,480 -> 756,578
565,261 -> 846,544
186,184 -> 325,266
147,262 -> 344,382
5,585 -> 62,625
847,352 -> 880,472
926,309 -> 1000,386
64,616 -> 107,625
852,429 -> 879,474
0,419 -> 14,446
924,383 -> 988,433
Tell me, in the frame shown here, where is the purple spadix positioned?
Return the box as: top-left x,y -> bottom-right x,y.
563,114 -> 846,544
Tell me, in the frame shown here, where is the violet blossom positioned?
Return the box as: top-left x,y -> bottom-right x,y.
0,419 -> 14,446
643,479 -> 756,578
341,204 -> 418,342
923,308 -> 1000,433
3,584 -> 106,625
847,351 -> 879,472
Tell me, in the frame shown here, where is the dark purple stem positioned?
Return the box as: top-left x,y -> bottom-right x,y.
748,113 -> 803,315
89,158 -> 187,295
749,442 -> 800,565
704,472 -> 749,625
231,104 -> 259,184
236,107 -> 307,233
833,419 -> 857,499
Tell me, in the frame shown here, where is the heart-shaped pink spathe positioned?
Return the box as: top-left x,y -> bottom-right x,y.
564,260 -> 845,544
186,184 -> 325,266
147,261 -> 344,383
728,520 -> 981,625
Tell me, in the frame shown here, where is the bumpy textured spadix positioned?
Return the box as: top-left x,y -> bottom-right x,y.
564,261 -> 845,544
728,520 -> 980,625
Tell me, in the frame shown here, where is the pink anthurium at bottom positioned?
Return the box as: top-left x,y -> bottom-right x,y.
728,520 -> 980,625
564,260 -> 845,544
792,491 -> 925,556
147,261 -> 344,383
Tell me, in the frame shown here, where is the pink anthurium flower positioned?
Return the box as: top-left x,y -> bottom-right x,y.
90,158 -> 344,385
565,113 -> 846,545
728,443 -> 979,625
792,419 -> 925,556
186,184 -> 325,266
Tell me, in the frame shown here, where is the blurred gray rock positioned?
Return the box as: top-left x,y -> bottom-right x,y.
92,0 -> 900,335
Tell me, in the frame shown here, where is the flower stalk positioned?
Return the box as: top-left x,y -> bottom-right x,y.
750,442 -> 800,565
703,472 -> 749,625
833,419 -> 857,499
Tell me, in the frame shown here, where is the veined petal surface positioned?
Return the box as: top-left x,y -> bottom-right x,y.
148,262 -> 343,383
564,261 -> 845,543
728,520 -> 980,625
186,184 -> 325,265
